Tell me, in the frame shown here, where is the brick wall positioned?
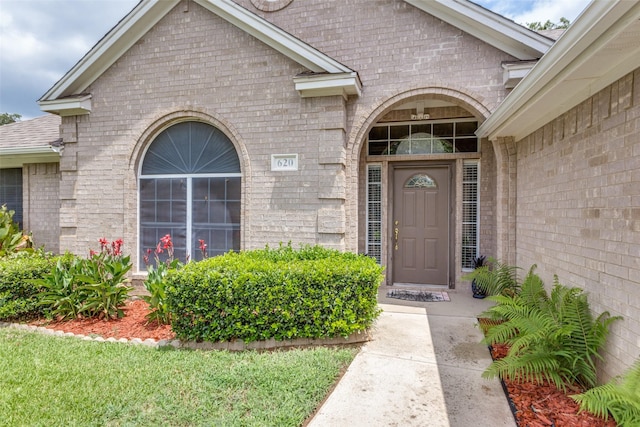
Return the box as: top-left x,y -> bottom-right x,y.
57,0 -> 511,278
515,68 -> 640,379
23,163 -> 60,253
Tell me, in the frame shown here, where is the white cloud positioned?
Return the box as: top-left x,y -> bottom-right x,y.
511,0 -> 590,26
0,0 -> 138,118
475,0 -> 591,26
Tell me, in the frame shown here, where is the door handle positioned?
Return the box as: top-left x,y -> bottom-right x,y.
394,220 -> 399,250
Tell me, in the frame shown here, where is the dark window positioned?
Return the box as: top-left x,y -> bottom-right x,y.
0,168 -> 23,228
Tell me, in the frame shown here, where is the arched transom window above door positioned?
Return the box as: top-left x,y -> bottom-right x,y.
139,121 -> 241,268
368,119 -> 478,156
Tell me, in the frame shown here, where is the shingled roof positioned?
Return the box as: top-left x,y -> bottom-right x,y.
0,114 -> 61,167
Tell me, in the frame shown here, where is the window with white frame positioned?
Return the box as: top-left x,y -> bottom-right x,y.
462,162 -> 479,269
366,164 -> 382,263
139,121 -> 241,268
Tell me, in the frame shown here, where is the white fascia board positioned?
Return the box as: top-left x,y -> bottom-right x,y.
196,0 -> 352,74
477,0 -> 640,141
404,0 -> 553,60
39,0 -> 179,101
39,95 -> 92,116
0,147 -> 60,168
293,73 -> 362,98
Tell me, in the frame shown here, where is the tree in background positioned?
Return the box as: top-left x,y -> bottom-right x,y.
527,17 -> 571,31
0,113 -> 22,126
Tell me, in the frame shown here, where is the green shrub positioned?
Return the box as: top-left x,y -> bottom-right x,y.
0,252 -> 73,320
572,358 -> 640,426
480,267 -> 621,391
167,244 -> 383,343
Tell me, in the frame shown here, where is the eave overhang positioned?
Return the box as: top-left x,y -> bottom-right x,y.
404,0 -> 554,60
294,72 -> 362,99
38,0 -> 359,115
0,147 -> 60,168
39,94 -> 92,116
477,0 -> 640,141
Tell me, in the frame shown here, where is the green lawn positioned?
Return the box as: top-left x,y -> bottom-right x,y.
0,328 -> 357,426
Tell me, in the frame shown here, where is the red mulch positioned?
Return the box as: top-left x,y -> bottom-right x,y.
487,335 -> 617,427
29,300 -> 175,341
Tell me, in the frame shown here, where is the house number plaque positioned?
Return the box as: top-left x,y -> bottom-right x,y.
271,154 -> 298,171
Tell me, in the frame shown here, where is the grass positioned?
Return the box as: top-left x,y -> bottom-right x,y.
0,328 -> 358,426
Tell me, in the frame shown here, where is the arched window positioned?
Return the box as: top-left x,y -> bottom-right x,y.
139,121 -> 241,267
405,174 -> 437,188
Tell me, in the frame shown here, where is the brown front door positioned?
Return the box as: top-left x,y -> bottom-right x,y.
392,165 -> 450,285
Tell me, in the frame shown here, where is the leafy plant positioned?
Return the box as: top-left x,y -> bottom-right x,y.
572,358 -> 640,426
35,258 -> 88,320
142,235 -> 183,324
35,239 -> 132,320
471,255 -> 487,298
463,257 -> 520,296
0,204 -> 33,257
77,239 -> 132,319
480,268 -> 621,391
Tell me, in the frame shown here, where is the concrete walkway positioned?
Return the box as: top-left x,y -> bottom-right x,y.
308,290 -> 516,427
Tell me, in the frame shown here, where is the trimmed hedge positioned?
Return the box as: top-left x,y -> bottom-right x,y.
166,245 -> 384,343
0,252 -> 73,321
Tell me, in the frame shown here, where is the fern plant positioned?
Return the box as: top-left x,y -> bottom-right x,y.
480,268 -> 621,391
462,257 -> 520,297
572,358 -> 640,426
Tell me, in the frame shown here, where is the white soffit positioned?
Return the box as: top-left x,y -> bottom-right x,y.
0,147 -> 60,168
39,0 -> 357,111
404,0 -> 553,60
477,0 -> 640,141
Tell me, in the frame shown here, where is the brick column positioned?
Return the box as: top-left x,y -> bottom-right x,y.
58,116 -> 79,255
491,136 -> 517,266
315,96 -> 347,250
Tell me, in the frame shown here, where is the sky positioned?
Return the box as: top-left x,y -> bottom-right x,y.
0,0 -> 591,120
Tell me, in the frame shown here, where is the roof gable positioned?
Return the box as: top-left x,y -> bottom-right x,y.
39,0 -> 558,116
39,0 -> 360,115
404,0 -> 553,60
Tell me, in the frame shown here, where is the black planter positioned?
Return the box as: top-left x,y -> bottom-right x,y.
471,255 -> 487,299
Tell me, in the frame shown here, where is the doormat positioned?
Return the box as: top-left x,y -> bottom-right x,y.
386,290 -> 450,302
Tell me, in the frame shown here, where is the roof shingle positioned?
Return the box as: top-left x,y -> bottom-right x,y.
0,114 -> 61,150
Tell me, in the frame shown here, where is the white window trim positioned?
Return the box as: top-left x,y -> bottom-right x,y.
366,164 -> 383,264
